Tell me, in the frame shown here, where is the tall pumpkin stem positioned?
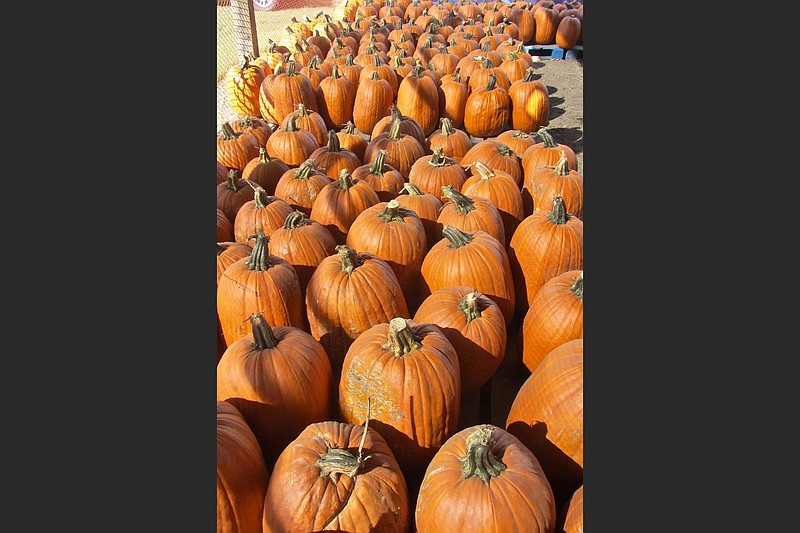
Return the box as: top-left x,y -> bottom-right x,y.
252,186 -> 274,208
389,117 -> 403,140
257,146 -> 272,163
284,113 -> 299,132
486,73 -> 497,91
225,170 -> 244,192
219,122 -> 239,140
250,313 -> 278,349
245,229 -> 275,271
442,185 -> 476,214
522,67 -> 537,82
474,161 -> 494,180
370,149 -> 388,174
283,210 -> 309,229
326,129 -> 341,152
547,195 -> 570,225
294,159 -> 317,179
458,291 -> 481,323
384,317 -> 422,358
440,117 -> 455,136
534,127 -> 557,148
343,121 -> 358,135
461,425 -> 507,483
442,225 -> 474,248
429,147 -> 449,167
554,150 -> 570,175
337,168 -> 355,190
571,271 -> 584,300
336,244 -> 362,274
403,182 -> 425,196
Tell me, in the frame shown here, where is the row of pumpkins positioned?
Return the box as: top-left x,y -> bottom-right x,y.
216,1 -> 583,532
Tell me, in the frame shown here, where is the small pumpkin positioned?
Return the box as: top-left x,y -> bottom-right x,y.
217,169 -> 256,225
495,129 -> 537,158
272,158 -> 332,215
309,168 -> 380,244
350,148 -> 405,202
370,103 -> 427,148
265,113 -> 319,167
228,115 -> 274,146
336,121 -> 368,161
217,122 -> 261,173
436,185 -> 506,246
521,127 -> 579,178
240,147 -> 290,195
408,147 -> 469,202
461,161 -> 525,246
363,117 -> 426,180
425,117 -> 474,163
460,139 -> 524,186
217,208 -> 234,243
394,182 -> 445,252
233,185 -> 294,244
308,129 -> 363,180
282,102 -> 328,148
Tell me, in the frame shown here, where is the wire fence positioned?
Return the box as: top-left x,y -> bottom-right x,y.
217,0 -> 339,128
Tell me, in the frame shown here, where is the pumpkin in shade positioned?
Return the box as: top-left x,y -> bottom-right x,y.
521,127 -> 578,175
394,182 -> 444,253
263,417 -> 409,533
216,242 -> 252,285
268,60 -> 319,125
522,149 -> 583,219
217,313 -> 333,468
346,199 -> 427,313
426,117 -> 473,163
217,400 -> 269,533
226,54 -> 266,117
282,102 -> 328,148
462,161 -> 524,246
336,121 -> 368,161
273,158 -> 333,215
350,149 -> 405,202
370,103 -> 427,148
310,168 -> 380,244
217,170 -> 256,225
460,139 -> 523,186
258,63 -> 284,125
508,3 -> 536,43
265,113 -> 319,167
420,226 -> 515,325
300,55 -> 330,91
396,63 -> 440,136
415,424 -> 556,533
508,195 -> 583,315
407,147 -> 468,203
233,185 -> 295,244
463,74 -> 512,139
217,209 -> 234,243
436,185 -> 506,246
305,245 -> 410,376
508,67 -> 551,134
413,287 -> 506,395
352,71 -> 393,138
561,485 -> 584,533
363,118 -> 426,180
316,64 -> 356,130
217,160 -> 228,185
217,122 -> 261,172
241,147 -> 290,195
506,338 -> 583,507
309,129 -> 363,180
229,115 -> 274,146
339,317 -> 461,486
217,229 -> 304,345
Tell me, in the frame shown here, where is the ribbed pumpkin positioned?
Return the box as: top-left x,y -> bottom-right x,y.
521,127 -> 579,181
310,168 -> 380,244
216,242 -> 252,285
262,418 -> 410,533
523,149 -> 583,219
282,102 -> 328,148
316,64 -> 356,129
364,118 -> 426,180
460,139 -> 523,186
233,185 -> 294,244
555,14 -> 581,50
226,54 -> 266,117
339,317 -> 461,485
216,160 -> 228,185
217,170 -> 256,225
394,182 -> 445,253
258,63 -> 284,125
561,485 -> 584,533
309,129 -> 363,180
436,73 -> 470,130
468,57 -> 511,93
350,149 -> 405,202
216,400 -> 269,533
240,147 -> 290,195
534,5 -> 559,44
425,118 -> 473,163
217,313 -> 333,468
265,113 -> 319,167
346,200 -> 427,312
420,226 -> 515,324
217,123 -> 261,172
508,68 -> 551,133
305,245 -> 410,375
352,71 -> 393,137
495,129 -> 537,158
463,74 -> 512,139
359,53 -> 399,99
415,424 -> 556,533
507,338 -> 583,506
408,147 -> 469,202
217,209 -> 234,243
370,103 -> 427,148
336,121 -> 368,161
299,54 -> 330,91
499,51 -> 532,84
228,115 -> 274,147
508,3 -> 536,43
273,158 -> 332,215
396,63 -> 440,136
413,287 -> 507,395
508,195 -> 583,315
217,229 -> 304,345
462,161 -> 524,246
337,53 -> 364,91
269,60 -> 319,124
436,185 -> 506,246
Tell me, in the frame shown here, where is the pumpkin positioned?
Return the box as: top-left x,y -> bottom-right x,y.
307,29 -> 333,59
508,68 -> 551,133
408,147 -> 469,202
521,127 -> 579,179
396,63 -> 440,136
460,139 -> 523,186
217,400 -> 269,533
359,53 -> 399,99
561,485 -> 584,533
307,130 -> 362,182
337,53 -> 364,92
217,122 -> 261,172
555,14 -> 581,50
352,71 -> 394,135
305,245 -> 410,375
217,229 -> 304,345
508,4 -> 536,43
228,115 -> 274,147
233,185 -> 294,244
265,113 -> 319,167
420,226 -> 515,324
363,117 -> 426,180
309,168 -> 380,244
413,286 -> 506,395
262,417 -> 410,533
316,64 -> 356,129
462,161 -> 524,246
241,147 -> 290,195
425,117 -> 473,162
534,5 -> 559,44
217,313 -> 333,468
508,195 -> 583,316
226,54 -> 265,117
495,129 -> 537,158
394,182 -> 445,253
258,63 -> 285,125
468,57 -> 511,93
523,149 -> 583,219
498,51 -> 530,84
370,103 -> 427,148
216,242 -> 252,286
273,158 -> 332,215
506,338 -> 583,506
415,424 -> 556,533
217,209 -> 234,243
346,199 -> 427,312
436,185 -> 506,246
336,121 -> 368,161
282,102 -> 328,148
269,60 -> 319,124
217,170 -> 256,225
339,317 -> 461,484
350,149 -> 405,202
216,160 -> 228,185
436,71 -> 469,130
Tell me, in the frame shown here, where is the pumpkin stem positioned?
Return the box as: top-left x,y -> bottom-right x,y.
296,102 -> 309,116
547,195 -> 570,224
553,150 -> 570,175
343,121 -> 358,135
458,291 -> 482,323
219,122 -> 239,140
257,146 -> 272,163
285,60 -> 297,76
345,52 -> 355,66
442,185 -> 475,214
522,67 -> 537,82
245,229 -> 275,271
326,129 -> 342,152
293,159 -> 317,180
403,182 -> 424,196
389,116 -> 403,140
251,185 -> 273,208
442,225 -> 474,248
336,244 -> 362,274
370,149 -> 388,175
315,398 -> 372,482
372,52 -> 383,66
461,425 -> 507,482
496,143 -> 513,157
534,127 -> 557,148
337,168 -> 355,190
571,271 -> 584,300
429,147 -> 450,167
389,103 -> 402,122
331,63 -> 341,79
378,199 -> 410,222
413,62 -> 425,78
249,313 -> 279,350
283,210 -> 309,229
383,317 -> 422,358
225,170 -> 244,192
473,161 -> 494,180
440,117 -> 455,136
507,52 -> 519,61
483,56 -> 494,69
284,113 -> 299,132
485,73 -> 497,91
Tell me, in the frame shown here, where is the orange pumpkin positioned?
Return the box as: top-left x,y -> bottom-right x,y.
309,168 -> 380,244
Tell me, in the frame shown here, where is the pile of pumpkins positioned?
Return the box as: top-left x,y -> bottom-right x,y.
217,1 -> 583,532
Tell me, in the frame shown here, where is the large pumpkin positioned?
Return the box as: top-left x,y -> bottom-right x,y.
217,123 -> 261,173
522,149 -> 584,219
226,54 -> 266,117
265,113 -> 319,167
396,63 -> 440,135
309,129 -> 363,180
463,73 -> 512,139
408,147 -> 469,203
462,160 -> 525,246
352,71 -> 394,137
394,182 -> 445,253
508,67 -> 551,134
350,148 -> 405,202
364,115 -> 427,180
425,117 -> 473,163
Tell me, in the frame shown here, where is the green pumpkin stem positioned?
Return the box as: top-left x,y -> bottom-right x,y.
225,170 -> 244,192
251,185 -> 275,209
245,229 -> 275,271
571,271 -> 584,300
331,63 -> 341,79
496,143 -> 513,157
257,146 -> 272,163
403,182 -> 424,196
294,159 -> 317,179
458,291 -> 482,323
442,225 -> 474,248
336,244 -> 362,274
378,199 -> 409,222
389,103 -> 402,122
285,60 -> 297,76
413,62 -> 425,78
384,317 -> 422,358
345,52 -> 355,66
440,117 -> 455,136
326,129 -> 341,152
283,210 -> 309,229
219,122 -> 239,140
483,56 -> 494,69
370,149 -> 388,174
343,121 -> 358,135
461,426 -> 507,482
442,185 -> 475,214
486,73 -> 497,91
249,313 -> 278,349
534,127 -> 557,147
316,398 -> 372,481
507,52 -> 519,61
547,195 -> 570,224
337,168 -> 355,190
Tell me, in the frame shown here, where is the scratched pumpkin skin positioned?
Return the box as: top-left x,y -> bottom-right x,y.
338,318 -> 461,482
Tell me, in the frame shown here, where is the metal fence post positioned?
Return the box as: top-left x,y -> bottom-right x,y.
230,0 -> 259,60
